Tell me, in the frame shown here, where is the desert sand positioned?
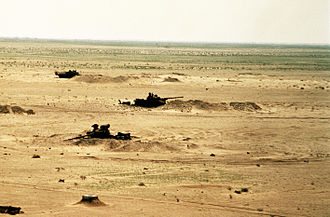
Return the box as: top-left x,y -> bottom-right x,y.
0,39 -> 329,216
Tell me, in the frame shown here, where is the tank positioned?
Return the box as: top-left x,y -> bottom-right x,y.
66,124 -> 132,141
134,93 -> 183,108
55,70 -> 80,78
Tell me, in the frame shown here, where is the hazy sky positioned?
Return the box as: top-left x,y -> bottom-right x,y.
1,0 -> 329,44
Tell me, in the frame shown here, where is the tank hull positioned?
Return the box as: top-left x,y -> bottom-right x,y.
134,98 -> 166,108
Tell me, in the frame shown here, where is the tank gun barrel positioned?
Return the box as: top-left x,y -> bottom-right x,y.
65,134 -> 90,141
162,96 -> 184,100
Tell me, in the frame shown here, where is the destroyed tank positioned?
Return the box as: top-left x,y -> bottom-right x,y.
133,93 -> 183,108
66,124 -> 131,141
55,70 -> 80,78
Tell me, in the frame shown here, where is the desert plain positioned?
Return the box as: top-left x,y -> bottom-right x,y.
0,39 -> 329,216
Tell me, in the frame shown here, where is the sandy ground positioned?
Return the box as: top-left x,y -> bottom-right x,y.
0,41 -> 330,216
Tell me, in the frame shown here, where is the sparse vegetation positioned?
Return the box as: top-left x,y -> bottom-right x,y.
0,39 -> 329,77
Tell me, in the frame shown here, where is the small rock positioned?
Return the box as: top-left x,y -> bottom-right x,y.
58,179 -> 65,183
256,164 -> 260,167
32,154 -> 40,158
210,153 -> 215,157
138,182 -> 145,186
234,190 -> 241,194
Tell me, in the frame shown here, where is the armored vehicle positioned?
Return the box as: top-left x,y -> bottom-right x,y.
67,124 -> 131,141
55,70 -> 80,78
133,93 -> 183,108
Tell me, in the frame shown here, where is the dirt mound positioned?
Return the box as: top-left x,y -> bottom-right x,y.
74,74 -> 137,83
0,105 -> 10,113
106,139 -> 178,152
67,137 -> 177,152
73,138 -> 104,146
163,77 -> 181,82
75,195 -> 106,207
229,102 -> 261,111
164,100 -> 228,112
0,105 -> 35,115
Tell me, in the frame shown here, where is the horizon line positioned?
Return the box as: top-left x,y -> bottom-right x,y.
1,36 -> 329,47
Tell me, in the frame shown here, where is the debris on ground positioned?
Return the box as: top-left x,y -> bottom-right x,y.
0,206 -> 23,215
55,70 -> 80,78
